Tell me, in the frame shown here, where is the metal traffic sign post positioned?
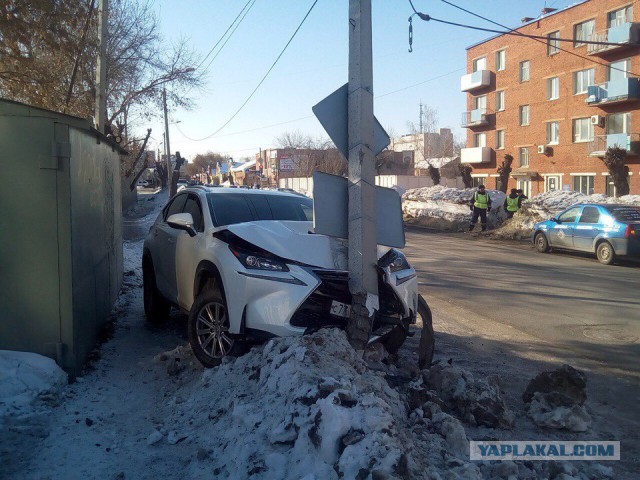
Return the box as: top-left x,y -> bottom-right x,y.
312,0 -> 391,350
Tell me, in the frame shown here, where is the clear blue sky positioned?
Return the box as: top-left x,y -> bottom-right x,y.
150,0 -> 576,161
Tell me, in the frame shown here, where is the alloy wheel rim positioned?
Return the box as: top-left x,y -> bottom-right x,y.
196,302 -> 233,359
601,245 -> 611,260
537,236 -> 545,248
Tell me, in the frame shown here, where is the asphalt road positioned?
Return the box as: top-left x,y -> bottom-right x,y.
405,227 -> 640,377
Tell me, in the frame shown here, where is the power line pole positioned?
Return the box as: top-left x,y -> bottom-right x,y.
94,0 -> 108,133
346,0 -> 378,351
419,101 -> 423,133
162,87 -> 172,191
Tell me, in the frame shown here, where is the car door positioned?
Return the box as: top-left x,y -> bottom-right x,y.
175,194 -> 207,309
548,206 -> 581,249
573,205 -> 602,252
154,193 -> 187,298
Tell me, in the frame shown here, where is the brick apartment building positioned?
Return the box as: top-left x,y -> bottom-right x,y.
461,0 -> 640,196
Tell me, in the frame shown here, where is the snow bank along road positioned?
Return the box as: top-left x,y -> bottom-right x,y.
2,191 -> 636,478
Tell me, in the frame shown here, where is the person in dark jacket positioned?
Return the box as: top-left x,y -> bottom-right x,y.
517,189 -> 528,201
469,185 -> 492,232
504,188 -> 522,219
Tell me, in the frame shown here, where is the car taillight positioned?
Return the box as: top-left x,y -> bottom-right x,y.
625,224 -> 637,238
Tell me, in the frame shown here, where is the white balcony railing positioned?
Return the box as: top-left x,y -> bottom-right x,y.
460,70 -> 493,92
461,146 -> 493,164
587,22 -> 640,55
461,108 -> 489,127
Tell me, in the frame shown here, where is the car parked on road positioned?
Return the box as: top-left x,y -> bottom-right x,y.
532,203 -> 640,265
143,187 -> 434,367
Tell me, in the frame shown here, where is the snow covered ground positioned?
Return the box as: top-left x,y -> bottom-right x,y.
2,190 -> 629,479
403,186 -> 507,231
491,190 -> 640,240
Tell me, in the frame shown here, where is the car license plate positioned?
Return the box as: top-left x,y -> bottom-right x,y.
330,300 -> 351,318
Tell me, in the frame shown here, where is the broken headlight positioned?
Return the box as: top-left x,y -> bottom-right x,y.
379,249 -> 410,273
229,246 -> 289,272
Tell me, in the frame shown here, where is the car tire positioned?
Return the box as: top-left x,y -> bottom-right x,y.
596,241 -> 615,265
534,232 -> 550,253
142,258 -> 170,322
188,289 -> 246,368
417,295 -> 435,369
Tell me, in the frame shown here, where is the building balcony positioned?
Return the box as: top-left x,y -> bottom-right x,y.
460,70 -> 493,92
588,133 -> 640,156
461,108 -> 489,128
461,146 -> 493,164
587,22 -> 640,55
585,78 -> 640,106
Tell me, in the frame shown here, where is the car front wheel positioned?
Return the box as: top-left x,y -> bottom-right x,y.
534,232 -> 550,253
596,241 -> 615,265
188,289 -> 245,368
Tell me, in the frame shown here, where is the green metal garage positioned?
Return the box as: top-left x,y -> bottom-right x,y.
0,99 -> 125,375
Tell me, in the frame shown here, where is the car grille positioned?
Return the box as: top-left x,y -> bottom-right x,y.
289,269 -> 404,330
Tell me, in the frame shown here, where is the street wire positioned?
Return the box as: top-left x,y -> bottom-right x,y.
436,0 -> 640,77
178,0 -> 320,142
195,0 -> 255,71
174,67 -> 463,141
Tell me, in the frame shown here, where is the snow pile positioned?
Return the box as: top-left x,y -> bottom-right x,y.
402,185 -> 507,231
492,190 -> 640,239
0,350 -> 67,423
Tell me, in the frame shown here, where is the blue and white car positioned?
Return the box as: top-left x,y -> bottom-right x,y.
532,203 -> 640,265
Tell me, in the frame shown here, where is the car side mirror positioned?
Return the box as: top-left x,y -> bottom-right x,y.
551,217 -> 559,223
167,213 -> 197,237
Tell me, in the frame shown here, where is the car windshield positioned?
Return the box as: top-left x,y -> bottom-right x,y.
207,193 -> 313,227
603,205 -> 640,222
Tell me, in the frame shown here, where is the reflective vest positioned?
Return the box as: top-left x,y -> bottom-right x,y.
506,196 -> 520,212
474,192 -> 489,209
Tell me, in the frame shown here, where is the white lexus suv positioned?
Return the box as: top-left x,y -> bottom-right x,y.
143,187 -> 433,367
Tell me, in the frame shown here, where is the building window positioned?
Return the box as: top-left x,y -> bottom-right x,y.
574,19 -> 595,47
547,77 -> 560,100
573,175 -> 595,195
495,130 -> 504,150
519,147 -> 529,167
519,60 -> 530,82
546,121 -> 559,144
573,118 -> 594,142
495,90 -> 505,111
608,6 -> 633,28
471,177 -> 486,188
517,179 -> 531,197
473,56 -> 486,72
495,50 -> 506,71
473,95 -> 487,110
519,105 -> 530,126
473,133 -> 486,147
607,58 -> 630,81
547,31 -> 560,55
573,68 -> 595,94
605,175 -> 616,197
606,112 -> 630,134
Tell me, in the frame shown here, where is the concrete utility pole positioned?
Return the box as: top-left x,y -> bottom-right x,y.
94,0 -> 108,133
346,0 -> 378,350
162,87 -> 172,191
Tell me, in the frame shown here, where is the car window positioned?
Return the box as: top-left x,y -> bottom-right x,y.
558,207 -> 581,223
207,193 -> 313,226
184,195 -> 204,232
604,205 -> 640,222
164,194 -> 188,221
578,206 -> 600,224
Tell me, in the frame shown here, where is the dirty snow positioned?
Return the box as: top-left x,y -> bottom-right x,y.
403,185 -> 507,230
492,190 -> 640,239
0,350 -> 67,422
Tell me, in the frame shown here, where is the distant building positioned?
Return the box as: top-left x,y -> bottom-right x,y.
390,129 -> 455,164
376,150 -> 415,175
461,0 -> 640,195
255,148 -> 346,185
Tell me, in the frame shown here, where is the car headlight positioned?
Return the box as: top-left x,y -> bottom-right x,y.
229,246 -> 289,272
379,249 -> 410,273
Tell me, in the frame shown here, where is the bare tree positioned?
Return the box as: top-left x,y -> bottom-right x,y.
274,131 -> 346,177
496,154 -> 513,193
602,146 -> 630,197
458,164 -> 473,188
427,165 -> 441,185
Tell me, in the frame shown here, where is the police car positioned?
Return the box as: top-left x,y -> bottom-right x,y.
532,203 -> 640,265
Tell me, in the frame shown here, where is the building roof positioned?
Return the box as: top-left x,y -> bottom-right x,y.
415,157 -> 459,169
465,0 -> 589,50
231,159 -> 257,172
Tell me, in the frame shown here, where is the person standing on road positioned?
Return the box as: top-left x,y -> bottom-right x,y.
469,184 -> 492,232
503,188 -> 522,219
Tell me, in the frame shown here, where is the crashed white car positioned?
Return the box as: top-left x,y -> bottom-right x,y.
143,187 -> 433,367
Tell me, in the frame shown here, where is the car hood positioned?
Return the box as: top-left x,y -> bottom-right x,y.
226,220 -> 390,269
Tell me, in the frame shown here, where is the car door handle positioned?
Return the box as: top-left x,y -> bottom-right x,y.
168,237 -> 175,244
